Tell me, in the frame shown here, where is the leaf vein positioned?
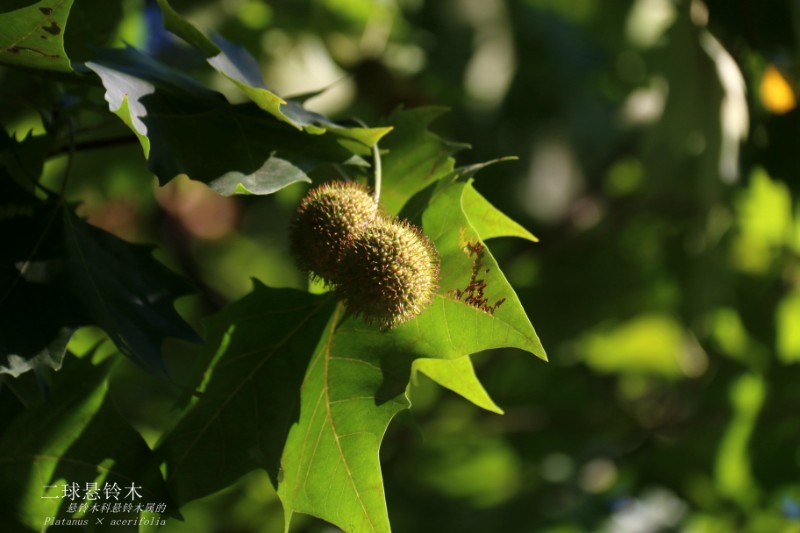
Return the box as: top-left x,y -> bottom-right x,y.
322,307 -> 377,531
168,297 -> 330,480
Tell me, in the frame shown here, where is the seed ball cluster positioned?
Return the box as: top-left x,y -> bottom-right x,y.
289,181 -> 378,283
289,180 -> 439,328
338,218 -> 439,328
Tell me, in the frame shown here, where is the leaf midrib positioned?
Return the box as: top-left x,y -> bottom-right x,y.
289,304 -> 379,532
321,308 -> 377,532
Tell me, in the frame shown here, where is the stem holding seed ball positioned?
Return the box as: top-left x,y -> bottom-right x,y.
352,118 -> 382,205
372,141 -> 382,205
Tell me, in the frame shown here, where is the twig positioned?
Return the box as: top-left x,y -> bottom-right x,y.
48,135 -> 138,158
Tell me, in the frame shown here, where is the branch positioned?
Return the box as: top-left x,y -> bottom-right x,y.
48,135 -> 139,158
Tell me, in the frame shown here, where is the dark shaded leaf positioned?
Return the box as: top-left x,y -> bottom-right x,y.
61,0 -> 123,63
0,176 -> 80,376
84,47 -> 389,195
0,354 -> 174,531
0,129 -> 51,191
0,177 -> 198,377
61,207 -> 199,375
160,284 -> 336,504
157,0 -> 393,146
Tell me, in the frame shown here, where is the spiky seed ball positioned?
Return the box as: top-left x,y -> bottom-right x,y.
289,181 -> 378,284
338,218 -> 439,328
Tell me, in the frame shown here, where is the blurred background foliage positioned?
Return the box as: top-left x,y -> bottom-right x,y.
4,0 -> 800,531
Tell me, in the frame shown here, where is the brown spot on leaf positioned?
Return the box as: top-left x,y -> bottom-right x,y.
42,22 -> 60,35
449,231 -> 506,314
6,45 -> 60,59
39,7 -> 53,15
423,150 -> 450,181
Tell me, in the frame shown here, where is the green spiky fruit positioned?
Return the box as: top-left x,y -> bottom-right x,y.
338,218 -> 439,328
289,181 -> 378,283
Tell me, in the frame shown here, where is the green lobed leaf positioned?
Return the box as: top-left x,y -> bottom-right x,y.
381,140 -> 542,413
277,196 -> 543,523
159,107 -> 544,531
0,0 -> 73,72
276,305 -> 414,533
84,47 -> 385,196
384,176 -> 542,410
390,166 -> 544,413
159,180 -> 544,532
406,163 -> 539,412
0,354 -> 174,531
159,284 -> 412,533
388,179 -> 546,362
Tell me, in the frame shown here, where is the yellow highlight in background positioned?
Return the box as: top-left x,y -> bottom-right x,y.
760,65 -> 796,114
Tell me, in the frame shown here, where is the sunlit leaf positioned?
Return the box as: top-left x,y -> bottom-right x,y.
413,356 -> 503,414
731,167 -> 794,273
405,164 -> 539,412
276,304 -> 407,533
462,180 -> 538,243
401,179 -> 546,362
